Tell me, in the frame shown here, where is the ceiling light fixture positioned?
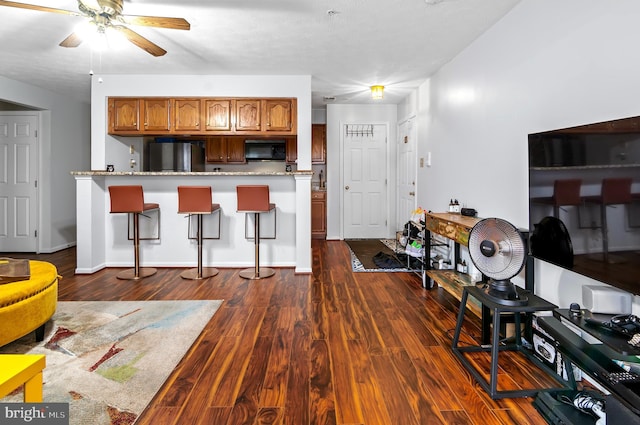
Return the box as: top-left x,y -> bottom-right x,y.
370,85 -> 384,100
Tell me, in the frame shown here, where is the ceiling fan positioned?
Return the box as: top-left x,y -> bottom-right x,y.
0,0 -> 190,56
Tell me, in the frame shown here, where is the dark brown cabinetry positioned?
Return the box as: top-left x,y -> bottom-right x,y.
108,98 -> 140,133
286,137 -> 297,164
284,124 -> 325,165
205,137 -> 246,163
204,99 -> 232,132
143,98 -> 171,132
108,97 -> 297,136
173,99 -> 201,132
264,99 -> 294,132
311,124 -> 326,164
311,191 -> 326,239
235,99 -> 262,132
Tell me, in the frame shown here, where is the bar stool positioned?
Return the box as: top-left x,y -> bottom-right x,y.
531,179 -> 582,218
177,186 -> 220,280
108,185 -> 159,280
581,177 -> 632,262
236,185 -> 276,280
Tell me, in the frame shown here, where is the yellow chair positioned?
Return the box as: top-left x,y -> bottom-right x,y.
0,354 -> 46,402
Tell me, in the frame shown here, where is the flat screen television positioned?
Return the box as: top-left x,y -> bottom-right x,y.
528,116 -> 640,295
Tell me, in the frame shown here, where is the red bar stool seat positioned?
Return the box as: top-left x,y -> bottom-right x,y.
108,185 -> 159,280
177,186 -> 220,280
531,179 -> 582,218
581,177 -> 632,262
236,185 -> 276,280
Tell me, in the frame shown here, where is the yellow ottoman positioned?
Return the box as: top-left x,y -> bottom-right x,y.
0,261 -> 58,347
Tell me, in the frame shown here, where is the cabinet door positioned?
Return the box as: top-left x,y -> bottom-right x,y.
264,99 -> 293,132
235,100 -> 261,131
226,138 -> 246,163
206,137 -> 227,163
143,98 -> 171,132
311,191 -> 326,238
174,99 -> 201,132
204,99 -> 232,132
311,124 -> 326,164
286,137 -> 297,164
109,98 -> 140,133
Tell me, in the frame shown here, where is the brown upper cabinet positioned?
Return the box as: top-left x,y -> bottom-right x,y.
235,99 -> 262,132
205,99 -> 232,132
174,99 -> 201,132
108,97 -> 296,136
109,98 -> 140,133
265,99 -> 294,132
143,98 -> 171,132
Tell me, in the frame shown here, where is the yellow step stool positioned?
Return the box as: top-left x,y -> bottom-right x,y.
0,354 -> 46,402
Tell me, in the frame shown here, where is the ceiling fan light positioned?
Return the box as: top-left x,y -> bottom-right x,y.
370,85 -> 384,100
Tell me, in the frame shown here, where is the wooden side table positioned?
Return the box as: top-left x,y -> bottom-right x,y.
0,354 -> 46,402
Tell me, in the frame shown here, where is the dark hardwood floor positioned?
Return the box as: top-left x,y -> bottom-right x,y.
8,240 -> 559,425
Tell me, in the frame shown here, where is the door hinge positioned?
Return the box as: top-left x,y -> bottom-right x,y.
35,180 -> 37,188
35,230 -> 38,237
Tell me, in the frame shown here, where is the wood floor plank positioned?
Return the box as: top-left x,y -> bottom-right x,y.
326,311 -> 364,424
260,309 -> 295,407
347,339 -> 393,425
283,321 -> 311,425
227,335 -> 274,425
310,339 -> 337,425
369,353 -> 421,425
208,307 -> 267,407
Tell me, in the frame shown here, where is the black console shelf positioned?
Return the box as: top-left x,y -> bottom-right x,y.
554,309 -> 640,357
536,314 -> 640,417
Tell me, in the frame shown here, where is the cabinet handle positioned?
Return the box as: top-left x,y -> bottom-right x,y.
409,191 -> 415,196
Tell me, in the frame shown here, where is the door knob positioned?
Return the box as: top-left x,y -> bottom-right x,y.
345,186 -> 350,190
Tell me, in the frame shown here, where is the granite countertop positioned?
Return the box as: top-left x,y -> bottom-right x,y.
71,170 -> 314,176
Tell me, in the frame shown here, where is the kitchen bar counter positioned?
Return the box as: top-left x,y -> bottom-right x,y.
72,171 -> 313,275
71,171 -> 313,176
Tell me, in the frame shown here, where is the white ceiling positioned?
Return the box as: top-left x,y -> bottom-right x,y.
0,0 -> 520,108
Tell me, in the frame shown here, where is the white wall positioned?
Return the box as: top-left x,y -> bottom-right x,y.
414,0 -> 640,309
326,104 -> 398,240
0,75 -> 90,252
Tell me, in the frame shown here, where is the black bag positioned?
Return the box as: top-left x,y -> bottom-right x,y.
372,252 -> 404,269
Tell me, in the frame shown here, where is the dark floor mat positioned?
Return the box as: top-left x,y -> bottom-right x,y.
345,239 -> 406,271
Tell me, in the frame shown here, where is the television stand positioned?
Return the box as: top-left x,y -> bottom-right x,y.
536,312 -> 640,421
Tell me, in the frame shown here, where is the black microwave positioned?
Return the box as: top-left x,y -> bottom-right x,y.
245,140 -> 286,160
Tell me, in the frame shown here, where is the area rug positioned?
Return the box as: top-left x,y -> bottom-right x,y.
345,239 -> 410,272
0,299 -> 223,425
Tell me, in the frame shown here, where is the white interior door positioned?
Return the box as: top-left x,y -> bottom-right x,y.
0,114 -> 38,252
343,123 -> 388,239
397,117 -> 417,228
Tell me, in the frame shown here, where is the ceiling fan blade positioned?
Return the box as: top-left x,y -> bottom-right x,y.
0,0 -> 81,16
116,26 -> 166,57
59,32 -> 84,48
119,15 -> 190,31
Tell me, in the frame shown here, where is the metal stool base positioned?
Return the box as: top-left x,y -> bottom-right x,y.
239,267 -> 275,280
181,267 -> 219,280
116,267 -> 157,280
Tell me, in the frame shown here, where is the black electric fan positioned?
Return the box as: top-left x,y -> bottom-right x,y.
468,217 -> 528,306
